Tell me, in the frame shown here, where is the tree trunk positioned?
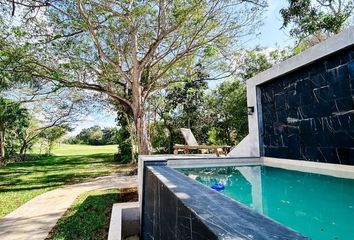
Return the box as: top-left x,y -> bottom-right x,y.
48,140 -> 53,155
135,110 -> 151,155
20,141 -> 27,156
131,69 -> 151,156
0,128 -> 5,165
166,125 -> 173,154
122,112 -> 137,162
129,122 -> 136,162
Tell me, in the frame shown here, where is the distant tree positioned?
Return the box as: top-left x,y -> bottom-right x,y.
149,67 -> 209,153
206,79 -> 247,145
18,119 -> 40,156
204,48 -> 291,145
75,126 -> 101,145
234,48 -> 292,80
40,125 -> 71,155
148,120 -> 170,153
101,127 -> 118,145
0,97 -> 29,164
17,96 -> 81,155
69,125 -> 118,146
166,80 -> 208,127
88,126 -> 103,145
280,0 -> 354,48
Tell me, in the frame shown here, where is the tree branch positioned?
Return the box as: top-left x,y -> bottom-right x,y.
77,0 -> 131,82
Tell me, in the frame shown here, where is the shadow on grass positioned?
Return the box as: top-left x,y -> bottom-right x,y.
1,154 -> 114,169
0,152 -> 136,218
0,171 -> 103,193
46,188 -> 138,240
0,153 -> 135,192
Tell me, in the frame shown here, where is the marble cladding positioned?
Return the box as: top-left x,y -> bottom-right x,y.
260,47 -> 354,165
142,164 -> 308,239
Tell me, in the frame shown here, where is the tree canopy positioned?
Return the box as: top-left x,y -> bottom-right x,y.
280,0 -> 354,47
0,0 -> 267,155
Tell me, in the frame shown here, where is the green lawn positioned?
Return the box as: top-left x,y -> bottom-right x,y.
0,144 -> 134,218
47,188 -> 138,240
34,144 -> 119,156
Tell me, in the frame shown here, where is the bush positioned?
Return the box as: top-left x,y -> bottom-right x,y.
114,140 -> 133,164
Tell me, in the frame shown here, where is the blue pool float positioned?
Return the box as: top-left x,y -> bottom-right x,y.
211,183 -> 225,191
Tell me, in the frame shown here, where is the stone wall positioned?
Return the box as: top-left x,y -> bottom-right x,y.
142,166 -> 217,240
260,47 -> 354,164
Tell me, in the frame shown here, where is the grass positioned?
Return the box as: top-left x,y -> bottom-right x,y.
46,188 -> 138,240
33,144 -> 119,156
0,144 -> 135,218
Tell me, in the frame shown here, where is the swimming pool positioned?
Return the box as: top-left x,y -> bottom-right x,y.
179,165 -> 354,240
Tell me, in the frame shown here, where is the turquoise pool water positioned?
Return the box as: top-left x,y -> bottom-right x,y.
179,165 -> 354,240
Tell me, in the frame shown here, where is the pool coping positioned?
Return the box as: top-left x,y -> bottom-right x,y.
168,157 -> 354,180
263,157 -> 354,180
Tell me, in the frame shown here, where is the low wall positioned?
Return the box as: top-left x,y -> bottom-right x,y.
141,162 -> 308,239
108,202 -> 139,240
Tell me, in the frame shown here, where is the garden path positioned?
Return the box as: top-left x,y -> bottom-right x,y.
0,174 -> 137,240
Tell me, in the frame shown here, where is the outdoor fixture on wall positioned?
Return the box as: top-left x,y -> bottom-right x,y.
247,106 -> 254,115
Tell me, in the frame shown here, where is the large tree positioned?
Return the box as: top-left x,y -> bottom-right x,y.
1,0 -> 266,154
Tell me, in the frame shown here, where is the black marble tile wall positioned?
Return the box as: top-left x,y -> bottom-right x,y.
260,47 -> 354,165
142,166 -> 217,240
142,165 -> 308,239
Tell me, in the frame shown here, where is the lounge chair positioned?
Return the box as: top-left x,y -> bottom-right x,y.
173,128 -> 231,156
